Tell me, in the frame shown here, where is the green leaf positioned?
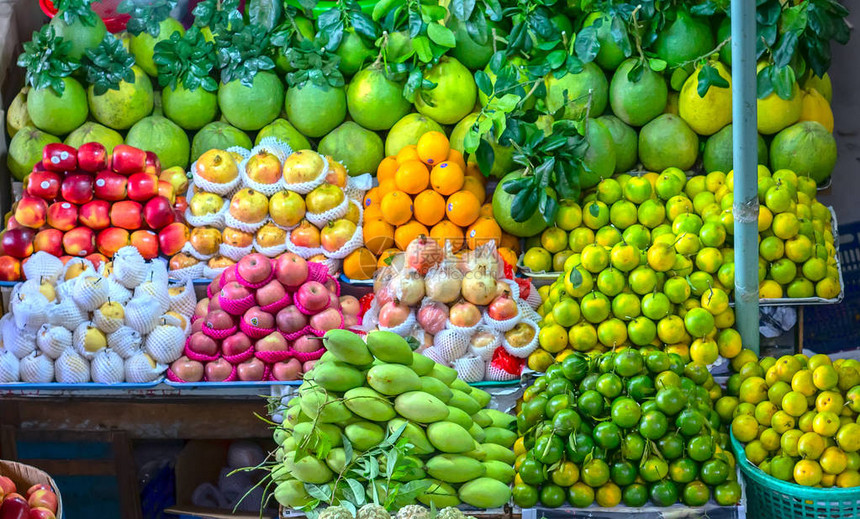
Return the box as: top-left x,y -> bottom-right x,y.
53,0 -> 100,25
475,69 -> 492,96
756,65 -> 774,99
372,0 -> 398,21
305,483 -> 331,502
427,23 -> 456,48
773,30 -> 799,68
511,184 -> 538,223
697,63 -> 730,98
568,267 -> 583,288
18,25 -> 80,94
475,138 -> 495,176
574,25 -> 600,63
772,65 -> 796,100
83,34 -> 136,95
346,479 -> 366,505
412,35 -> 433,63
648,58 -> 667,72
450,0 -> 476,21
248,0 -> 282,31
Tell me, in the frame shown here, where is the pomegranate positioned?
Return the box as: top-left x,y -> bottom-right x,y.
404,234 -> 442,274
340,295 -> 360,316
276,305 -> 308,334
488,293 -> 518,321
310,307 -> 342,332
461,266 -> 496,306
391,267 -> 425,306
373,267 -> 396,307
505,322 -> 536,347
495,281 -> 513,298
417,301 -> 449,335
271,359 -> 303,381
378,300 -> 411,328
293,334 -> 321,352
425,261 -> 463,303
449,300 -> 481,328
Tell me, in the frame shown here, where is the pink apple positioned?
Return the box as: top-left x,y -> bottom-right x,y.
205,358 -> 233,382
255,332 -> 288,352
274,253 -> 309,287
256,280 -> 287,307
275,305 -> 308,334
310,307 -> 342,332
237,357 -> 266,381
295,281 -> 330,313
170,356 -> 204,382
271,359 -> 302,381
222,332 -> 252,357
237,253 -> 273,284
188,331 -> 218,357
243,306 -> 275,329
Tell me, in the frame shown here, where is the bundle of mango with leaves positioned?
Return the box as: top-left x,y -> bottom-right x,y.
270,329 -> 516,513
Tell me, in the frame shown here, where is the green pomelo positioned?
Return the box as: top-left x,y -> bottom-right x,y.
323,329 -> 373,365
597,114 -> 638,173
125,115 -> 190,169
385,113 -> 444,157
703,124 -> 768,173
415,57 -> 477,125
366,331 -> 413,364
654,10 -> 715,68
346,66 -> 411,131
343,387 -> 396,421
49,15 -> 107,61
27,78 -> 88,135
7,126 -> 60,181
483,460 -> 516,483
64,122 -> 124,153
162,82 -> 218,130
770,121 -> 837,184
318,122 -> 384,176
610,58 -> 668,127
639,114 -> 699,171
458,477 -> 511,508
544,62 -> 608,120
394,391 -> 450,423
583,12 -> 627,70
310,361 -> 365,392
130,19 -> 185,77
382,31 -> 413,63
449,113 -> 514,178
344,421 -> 385,451
580,118 -> 617,188
285,81 -> 347,138
335,29 -> 374,76
427,421 -> 476,453
718,18 -> 732,66
367,364 -> 422,395
191,122 -> 252,161
425,455 -> 486,483
411,352 -> 436,376
256,119 -> 311,150
417,480 -> 460,508
219,71 -> 284,131
88,65 -> 154,130
448,18 -> 503,70
492,171 -> 551,237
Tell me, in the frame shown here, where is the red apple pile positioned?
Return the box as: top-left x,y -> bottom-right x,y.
0,474 -> 59,519
169,252 -> 361,383
0,142 -> 191,281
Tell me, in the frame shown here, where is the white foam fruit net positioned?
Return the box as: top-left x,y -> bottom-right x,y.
125,295 -> 163,335
113,246 -> 148,288
107,326 -> 143,359
125,352 -> 166,383
93,306 -> 125,334
452,355 -> 485,383
168,279 -> 198,317
434,329 -> 470,361
47,298 -> 87,331
91,349 -> 125,384
501,319 -> 540,358
144,324 -> 186,364
36,324 -> 72,359
0,350 -> 19,382
73,322 -> 105,360
20,351 -> 54,383
55,348 -> 90,384
23,251 -> 63,283
3,315 -> 36,359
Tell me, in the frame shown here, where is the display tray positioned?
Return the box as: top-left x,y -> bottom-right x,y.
163,380 -> 303,388
0,380 -> 164,390
339,273 -> 373,286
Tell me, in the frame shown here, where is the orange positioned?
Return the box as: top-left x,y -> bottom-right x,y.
394,220 -> 429,250
446,190 -> 481,227
498,247 -> 518,270
343,247 -> 377,280
446,148 -> 467,171
413,190 -> 446,227
380,190 -> 413,226
501,232 -> 521,253
416,130 -> 449,165
378,179 -> 397,198
395,160 -> 430,194
376,156 -> 398,183
364,204 -> 383,221
364,187 -> 382,208
430,220 -> 465,251
396,144 -> 421,164
479,203 -> 494,218
465,162 -> 485,182
461,174 -> 486,204
377,248 -> 400,268
430,161 -> 466,196
467,217 -> 502,249
363,218 -> 395,255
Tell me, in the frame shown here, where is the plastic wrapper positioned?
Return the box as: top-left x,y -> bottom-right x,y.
416,298 -> 450,335
135,281 -> 171,315
424,260 -> 463,304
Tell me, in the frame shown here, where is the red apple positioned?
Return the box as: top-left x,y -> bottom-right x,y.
256,280 -> 287,307
130,230 -> 159,259
205,310 -> 236,332
160,166 -> 189,194
110,200 -> 143,230
61,172 -> 94,205
220,281 -> 251,302
34,229 -> 64,257
158,222 -> 189,257
94,170 -> 128,201
29,507 -> 57,519
5,216 -> 22,230
28,489 -> 57,514
0,256 -> 22,281
0,476 -> 17,495
255,332 -> 288,352
222,331 -> 252,357
144,151 -> 161,176
77,142 -> 107,172
26,485 -> 50,497
46,201 -> 78,231
237,253 -> 273,284
188,331 -> 218,356
170,356 -> 204,382
111,144 -> 147,175
191,319 -> 204,334
310,307 -> 342,333
85,253 -> 108,269
276,305 -> 308,334
25,171 -> 61,200
237,357 -> 265,381
295,281 -> 330,313
42,142 -> 77,172
79,200 -> 111,230
243,306 -> 275,329
2,228 -> 35,258
14,196 -> 48,228
274,253 -> 309,287
127,172 -> 159,202
271,359 -> 302,381
174,196 -> 188,218
157,180 -> 176,204
96,228 -> 130,258
143,196 -> 175,230
63,227 -> 96,257
205,358 -> 233,382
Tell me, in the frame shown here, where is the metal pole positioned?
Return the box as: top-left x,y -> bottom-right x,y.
731,0 -> 760,354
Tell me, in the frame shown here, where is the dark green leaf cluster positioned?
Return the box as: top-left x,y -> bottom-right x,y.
192,0 -> 243,33
52,0 -> 100,26
17,25 -> 79,94
215,22 -> 276,87
153,26 -> 219,92
118,0 -> 177,37
316,0 -> 378,52
83,35 -> 136,96
284,40 -> 345,88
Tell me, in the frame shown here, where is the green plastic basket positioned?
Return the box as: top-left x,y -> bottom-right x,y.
731,433 -> 860,518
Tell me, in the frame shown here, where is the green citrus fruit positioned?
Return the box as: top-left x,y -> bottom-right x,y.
654,9 -> 715,68
256,118 -> 312,150
220,71 -> 284,131
130,19 -> 185,77
610,58 -> 668,127
64,122 -> 123,153
347,66 -> 411,131
703,124 -> 769,173
125,115 -> 190,169
544,62 -> 608,120
386,113 -> 444,157
318,121 -> 384,176
639,114 -> 699,171
88,65 -> 154,130
415,57 -> 477,125
335,28 -> 374,76
27,78 -> 88,135
7,126 -> 60,181
162,82 -> 218,130
50,14 -> 107,61
493,171 -> 550,237
191,121 -> 253,162
770,121 -> 837,184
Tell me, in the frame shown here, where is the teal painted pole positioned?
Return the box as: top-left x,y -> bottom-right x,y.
731,0 -> 760,354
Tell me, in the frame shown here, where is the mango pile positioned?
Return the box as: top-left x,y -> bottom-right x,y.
512,349 -> 742,508
271,329 -> 516,512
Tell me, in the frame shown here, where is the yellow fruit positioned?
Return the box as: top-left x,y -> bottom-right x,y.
799,88 -> 834,132
416,130 -> 449,165
679,61 -> 733,135
343,247 -> 377,280
396,144 -> 421,164
793,459 -> 822,486
377,156 -> 399,183
430,161 -> 465,196
461,175 -> 486,204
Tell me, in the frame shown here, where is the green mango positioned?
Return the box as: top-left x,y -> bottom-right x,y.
345,421 -> 385,451
425,454 -> 486,482
483,427 -> 517,448
482,460 -> 516,484
429,363 -> 458,385
411,353 -> 435,375
389,454 -> 426,482
420,376 -> 453,403
445,406 -> 474,430
394,391 -> 450,423
273,427 -> 289,445
292,422 -> 343,449
311,361 -> 364,392
480,443 -> 516,465
343,387 -> 396,422
284,405 -> 305,426
323,329 -> 373,365
469,423 -> 486,443
484,409 -> 516,428
450,378 -> 472,394
326,448 -> 348,474
271,464 -> 291,483
427,421 -> 476,453
282,437 -> 297,452
300,388 -> 354,423
417,480 -> 461,508
388,418 -> 434,455
274,479 -> 311,508
471,409 -> 493,428
463,444 -> 487,461
285,452 -> 334,484
366,330 -> 413,364
470,387 -> 492,408
448,389 -> 481,415
275,446 -> 287,463
367,364 -> 422,395
458,477 -> 511,508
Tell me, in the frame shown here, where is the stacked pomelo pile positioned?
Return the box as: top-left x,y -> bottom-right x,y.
169,140 -> 369,280
0,247 -> 195,384
363,236 -> 540,382
360,131 -> 520,280
724,351 -> 860,488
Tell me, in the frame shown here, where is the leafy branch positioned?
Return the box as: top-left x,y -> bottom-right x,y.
52,0 -> 100,26
283,40 -> 345,88
118,0 -> 177,37
193,0 -> 243,34
17,25 -> 80,94
316,0 -> 379,52
83,35 -> 136,95
153,26 -> 219,92
215,22 -> 276,86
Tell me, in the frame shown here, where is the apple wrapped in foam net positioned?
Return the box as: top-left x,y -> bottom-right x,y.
453,354 -> 485,383
434,328 -> 470,361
